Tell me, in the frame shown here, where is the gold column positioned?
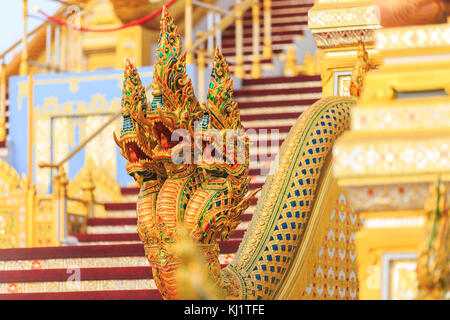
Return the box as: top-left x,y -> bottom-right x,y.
59,26 -> 66,72
197,47 -> 206,104
27,73 -> 33,185
26,183 -> 35,247
26,72 -> 35,246
284,45 -> 297,77
185,0 -> 194,64
262,0 -> 272,60
308,0 -> 381,96
57,166 -> 69,242
81,170 -> 96,218
251,0 -> 261,79
235,0 -> 245,78
19,0 -> 28,76
0,62 -> 6,142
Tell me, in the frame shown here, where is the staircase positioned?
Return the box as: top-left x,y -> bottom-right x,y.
0,0 -> 322,300
0,73 -> 322,300
222,0 -> 313,76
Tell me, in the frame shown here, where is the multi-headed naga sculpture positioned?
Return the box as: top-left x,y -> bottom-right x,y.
116,7 -> 359,300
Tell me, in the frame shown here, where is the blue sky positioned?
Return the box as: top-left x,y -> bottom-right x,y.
0,0 -> 60,62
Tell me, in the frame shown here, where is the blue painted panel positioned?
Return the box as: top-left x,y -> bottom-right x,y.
9,64 -> 199,188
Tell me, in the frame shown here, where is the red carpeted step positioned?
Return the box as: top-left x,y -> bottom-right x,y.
221,47 -> 284,57
222,38 -> 293,49
0,244 -> 145,261
72,233 -> 140,242
250,168 -> 265,177
241,112 -> 303,122
86,213 -> 253,229
219,239 -> 241,253
242,11 -> 309,20
238,99 -> 319,109
242,75 -> 322,86
245,125 -> 294,133
228,58 -> 272,66
120,187 -> 140,195
225,20 -> 308,33
73,228 -> 247,242
249,139 -> 285,148
87,217 -> 137,226
222,29 -> 305,40
250,181 -> 265,189
0,289 -> 163,300
104,202 -> 136,211
0,266 -> 154,283
0,241 -> 243,262
235,86 -> 322,97
261,2 -> 314,10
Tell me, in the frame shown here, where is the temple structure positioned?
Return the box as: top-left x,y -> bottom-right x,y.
0,0 -> 448,300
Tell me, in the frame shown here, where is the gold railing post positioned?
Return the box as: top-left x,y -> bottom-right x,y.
52,166 -> 61,242
262,0 -> 272,60
26,183 -> 36,247
20,0 -> 29,76
27,74 -> 34,184
197,47 -> 206,104
0,62 -> 7,142
284,45 -> 297,77
185,0 -> 194,64
251,0 -> 261,79
81,170 -> 95,218
235,0 -> 245,78
57,166 -> 69,241
59,26 -> 66,72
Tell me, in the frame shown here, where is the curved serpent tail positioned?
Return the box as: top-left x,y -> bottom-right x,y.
224,96 -> 356,299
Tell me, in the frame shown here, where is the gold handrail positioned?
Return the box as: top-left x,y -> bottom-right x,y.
39,110 -> 121,169
190,0 -> 253,53
0,23 -> 46,61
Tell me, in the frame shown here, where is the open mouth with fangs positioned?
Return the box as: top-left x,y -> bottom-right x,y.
154,121 -> 178,150
123,138 -> 152,165
151,119 -> 191,161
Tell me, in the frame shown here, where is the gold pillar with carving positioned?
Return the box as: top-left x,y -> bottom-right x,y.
308,0 -> 382,97
333,22 -> 450,299
234,1 -> 245,78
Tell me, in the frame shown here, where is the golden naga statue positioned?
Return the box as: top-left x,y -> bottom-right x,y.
116,7 -> 359,300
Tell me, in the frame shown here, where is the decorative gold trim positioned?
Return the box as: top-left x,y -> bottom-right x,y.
276,160 -> 359,299
375,24 -> 450,54
351,97 -> 450,132
308,4 -> 380,30
1,279 -> 157,294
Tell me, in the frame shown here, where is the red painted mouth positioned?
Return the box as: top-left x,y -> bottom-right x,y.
125,140 -> 151,163
154,121 -> 178,150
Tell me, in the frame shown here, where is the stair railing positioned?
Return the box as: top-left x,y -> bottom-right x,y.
0,62 -> 7,143
185,0 -> 272,101
39,110 -> 121,242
